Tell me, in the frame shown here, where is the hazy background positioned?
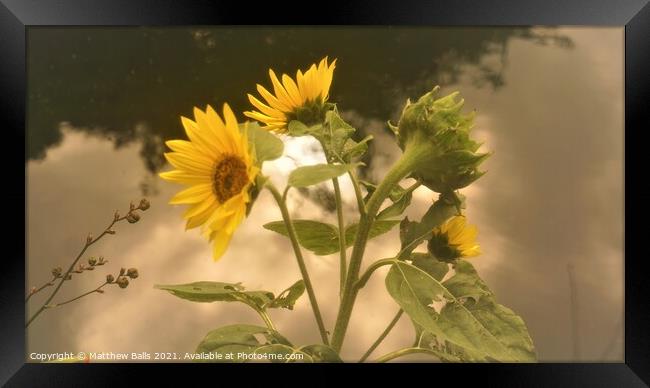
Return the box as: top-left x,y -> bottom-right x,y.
26,27 -> 623,362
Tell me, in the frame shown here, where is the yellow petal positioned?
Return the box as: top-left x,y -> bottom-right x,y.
185,200 -> 218,230
248,94 -> 285,119
169,183 -> 213,204
184,195 -> 217,219
211,229 -> 234,261
159,170 -> 211,185
164,152 -> 213,175
269,69 -> 296,109
243,110 -> 286,126
445,216 -> 466,241
281,73 -> 303,106
257,84 -> 292,112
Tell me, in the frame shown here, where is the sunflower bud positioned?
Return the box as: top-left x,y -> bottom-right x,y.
126,212 -> 140,224
393,86 -> 490,193
126,268 -> 139,279
116,276 -> 129,289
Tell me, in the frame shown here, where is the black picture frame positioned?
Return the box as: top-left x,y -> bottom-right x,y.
2,0 -> 648,385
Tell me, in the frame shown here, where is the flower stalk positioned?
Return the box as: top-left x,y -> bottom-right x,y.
266,182 -> 329,345
330,143 -> 431,351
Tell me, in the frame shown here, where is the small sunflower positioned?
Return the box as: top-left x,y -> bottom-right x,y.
159,104 -> 259,260
244,56 -> 337,133
428,216 -> 481,262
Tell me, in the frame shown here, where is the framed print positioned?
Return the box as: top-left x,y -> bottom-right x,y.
1,0 -> 648,385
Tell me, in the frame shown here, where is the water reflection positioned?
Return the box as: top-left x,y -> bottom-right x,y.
27,27 -> 572,175
26,27 -> 622,362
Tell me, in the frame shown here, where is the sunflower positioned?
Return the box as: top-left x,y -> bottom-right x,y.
244,56 -> 337,133
427,216 -> 481,262
159,104 -> 259,260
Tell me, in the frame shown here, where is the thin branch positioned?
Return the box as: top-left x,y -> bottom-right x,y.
26,203 -> 141,327
48,282 -> 109,308
25,276 -> 57,302
359,309 -> 404,362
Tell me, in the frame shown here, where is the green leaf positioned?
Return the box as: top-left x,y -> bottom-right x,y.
263,220 -> 339,255
323,110 -> 356,156
243,121 -> 284,163
267,280 -> 305,310
442,260 -> 491,302
410,252 -> 449,281
288,120 -> 323,137
342,135 -> 373,161
385,260 -> 536,362
377,190 -> 413,220
288,163 -> 356,188
299,344 -> 343,362
154,281 -> 274,311
264,219 -> 399,256
344,220 -> 400,247
194,324 -> 291,363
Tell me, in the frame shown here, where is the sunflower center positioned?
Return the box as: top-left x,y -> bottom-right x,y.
427,232 -> 460,263
213,155 -> 249,203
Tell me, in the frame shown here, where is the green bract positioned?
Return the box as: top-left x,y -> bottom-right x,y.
392,86 -> 491,193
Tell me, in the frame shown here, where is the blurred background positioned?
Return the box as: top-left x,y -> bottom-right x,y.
26,26 -> 623,362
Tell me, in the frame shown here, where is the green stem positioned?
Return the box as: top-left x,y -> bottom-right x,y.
354,258 -> 396,290
330,144 -> 429,352
348,170 -> 367,216
267,183 -> 329,345
359,309 -> 404,362
332,177 -> 348,297
375,347 -> 440,363
257,309 -> 277,332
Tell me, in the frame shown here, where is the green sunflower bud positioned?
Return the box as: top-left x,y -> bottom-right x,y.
393,86 -> 490,193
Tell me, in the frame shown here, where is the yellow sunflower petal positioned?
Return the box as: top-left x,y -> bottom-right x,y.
281,73 -> 303,106
248,94 -> 285,119
159,170 -> 210,185
257,84 -> 292,112
211,229 -> 234,261
181,114 -> 215,156
164,152 -> 213,175
461,245 -> 481,257
169,183 -> 213,204
269,69 -> 295,109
